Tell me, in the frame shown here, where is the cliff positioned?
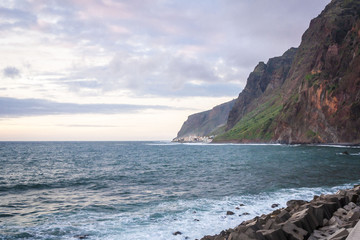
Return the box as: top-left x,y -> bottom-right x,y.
175,0 -> 360,144
226,48 -> 297,131
173,99 -> 235,142
214,0 -> 360,144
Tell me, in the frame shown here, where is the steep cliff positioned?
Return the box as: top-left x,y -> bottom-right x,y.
274,0 -> 360,143
173,99 -> 236,141
226,48 -> 297,130
215,0 -> 360,143
175,0 -> 360,144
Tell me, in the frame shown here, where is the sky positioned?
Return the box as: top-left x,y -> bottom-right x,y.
0,0 -> 330,141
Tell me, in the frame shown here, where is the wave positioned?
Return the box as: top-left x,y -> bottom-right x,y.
314,144 -> 360,148
0,175 -> 126,193
5,182 -> 357,240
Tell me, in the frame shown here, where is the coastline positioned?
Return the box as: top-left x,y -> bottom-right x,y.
171,137 -> 360,148
199,186 -> 360,240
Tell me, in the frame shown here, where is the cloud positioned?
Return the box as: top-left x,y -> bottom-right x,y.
3,67 -> 20,78
0,6 -> 37,30
0,97 -> 179,117
57,124 -> 118,128
0,0 -> 331,99
64,51 -> 243,97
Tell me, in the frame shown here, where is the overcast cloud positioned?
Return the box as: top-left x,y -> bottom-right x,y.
3,66 -> 20,78
0,0 -> 330,98
0,97 -> 176,117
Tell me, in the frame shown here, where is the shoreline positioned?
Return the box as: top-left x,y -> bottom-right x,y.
199,185 -> 360,240
171,140 -> 360,148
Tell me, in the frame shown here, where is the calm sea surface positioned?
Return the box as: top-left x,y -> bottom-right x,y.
0,142 -> 359,239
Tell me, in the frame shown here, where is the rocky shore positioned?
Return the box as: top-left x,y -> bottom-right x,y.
200,185 -> 360,240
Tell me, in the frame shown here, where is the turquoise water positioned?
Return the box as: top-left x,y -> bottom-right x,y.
0,142 -> 359,239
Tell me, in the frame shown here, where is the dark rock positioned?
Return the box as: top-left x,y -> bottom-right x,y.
235,207 -> 240,210
312,201 -> 339,217
271,203 -> 280,208
286,200 -> 308,211
263,219 -> 275,230
312,203 -> 332,225
201,236 -> 215,240
200,185 -> 360,240
242,212 -> 250,216
227,211 -> 235,215
342,151 -> 350,155
288,207 -> 319,234
228,232 -> 256,240
320,194 -> 349,208
200,235 -> 215,240
275,209 -> 291,223
345,190 -> 359,203
74,235 -> 89,239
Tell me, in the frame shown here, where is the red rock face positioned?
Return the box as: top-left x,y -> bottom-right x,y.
274,0 -> 360,143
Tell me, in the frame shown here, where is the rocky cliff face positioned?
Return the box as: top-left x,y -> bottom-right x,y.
273,0 -> 360,143
215,0 -> 360,144
226,48 -> 297,130
175,0 -> 360,144
174,99 -> 236,140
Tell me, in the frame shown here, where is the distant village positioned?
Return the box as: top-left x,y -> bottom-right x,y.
172,135 -> 214,143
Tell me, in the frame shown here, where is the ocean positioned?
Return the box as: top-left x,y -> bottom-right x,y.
0,141 -> 359,240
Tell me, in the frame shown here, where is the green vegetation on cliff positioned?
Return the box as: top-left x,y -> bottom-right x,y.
214,96 -> 282,142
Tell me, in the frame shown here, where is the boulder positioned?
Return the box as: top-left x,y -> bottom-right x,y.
328,228 -> 349,240
228,232 -> 256,240
286,200 -> 308,213
263,219 -> 275,230
328,216 -> 344,226
311,204 -> 331,225
320,194 -> 349,208
312,201 -> 338,217
333,208 -> 348,220
282,222 -> 308,240
288,207 -> 319,233
346,190 -> 359,203
256,228 -> 287,240
347,210 -> 360,222
275,209 -> 291,223
312,229 -> 331,239
344,202 -> 357,211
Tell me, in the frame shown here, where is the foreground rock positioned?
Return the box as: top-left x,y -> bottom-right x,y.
201,185 -> 360,240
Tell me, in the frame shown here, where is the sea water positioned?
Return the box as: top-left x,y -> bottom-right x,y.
0,142 -> 359,240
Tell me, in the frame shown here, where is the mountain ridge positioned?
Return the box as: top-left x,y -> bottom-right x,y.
174,0 -> 360,144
